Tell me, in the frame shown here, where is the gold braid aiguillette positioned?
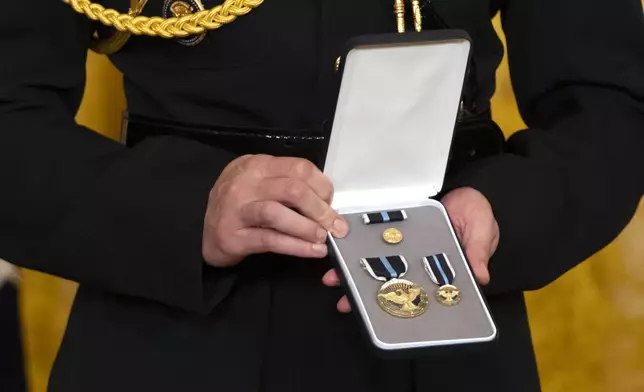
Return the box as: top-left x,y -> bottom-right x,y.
64,0 -> 263,39
89,0 -> 149,54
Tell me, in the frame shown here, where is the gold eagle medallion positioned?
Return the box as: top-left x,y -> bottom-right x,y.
377,278 -> 428,318
436,284 -> 461,306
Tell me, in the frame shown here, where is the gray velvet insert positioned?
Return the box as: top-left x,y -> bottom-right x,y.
333,204 -> 495,347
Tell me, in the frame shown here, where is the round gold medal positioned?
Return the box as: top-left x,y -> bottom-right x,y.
436,284 -> 461,306
382,228 -> 403,244
377,279 -> 428,318
162,0 -> 206,46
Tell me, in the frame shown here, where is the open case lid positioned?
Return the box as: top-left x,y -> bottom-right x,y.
323,31 -> 472,213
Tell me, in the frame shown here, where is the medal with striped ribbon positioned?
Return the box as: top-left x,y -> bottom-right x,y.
360,255 -> 428,318
422,253 -> 461,306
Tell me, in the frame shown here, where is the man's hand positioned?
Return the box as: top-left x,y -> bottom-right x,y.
322,187 -> 499,313
203,154 -> 349,268
440,187 -> 498,285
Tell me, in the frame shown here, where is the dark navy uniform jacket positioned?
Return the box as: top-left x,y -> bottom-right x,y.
0,282 -> 25,392
1,0 -> 643,391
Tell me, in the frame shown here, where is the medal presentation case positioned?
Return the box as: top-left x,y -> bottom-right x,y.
324,30 -> 497,357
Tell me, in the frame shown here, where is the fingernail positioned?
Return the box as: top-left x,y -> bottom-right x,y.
317,228 -> 328,243
332,218 -> 349,238
312,243 -> 328,254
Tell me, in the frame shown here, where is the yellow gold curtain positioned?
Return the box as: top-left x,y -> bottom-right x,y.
19,15 -> 644,392
490,16 -> 644,392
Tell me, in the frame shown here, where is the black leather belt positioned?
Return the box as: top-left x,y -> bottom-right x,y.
121,113 -> 331,167
121,111 -> 504,175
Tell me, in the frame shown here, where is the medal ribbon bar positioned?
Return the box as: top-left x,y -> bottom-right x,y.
362,210 -> 407,225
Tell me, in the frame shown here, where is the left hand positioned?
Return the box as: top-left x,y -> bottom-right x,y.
322,187 -> 499,313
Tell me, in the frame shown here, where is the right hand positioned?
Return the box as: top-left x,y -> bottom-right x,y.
203,154 -> 349,267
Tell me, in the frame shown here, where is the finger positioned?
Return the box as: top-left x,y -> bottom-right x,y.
261,157 -> 334,203
462,230 -> 492,286
240,201 -> 327,244
467,251 -> 490,286
257,178 -> 349,238
337,296 -> 351,313
237,227 -> 328,259
322,269 -> 341,287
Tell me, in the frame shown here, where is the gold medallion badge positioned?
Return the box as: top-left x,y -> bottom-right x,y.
382,228 -> 403,244
377,278 -> 428,318
436,284 -> 461,306
162,0 -> 206,46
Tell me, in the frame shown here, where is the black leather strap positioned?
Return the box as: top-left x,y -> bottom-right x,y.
121,113 -> 330,167
121,112 -> 503,174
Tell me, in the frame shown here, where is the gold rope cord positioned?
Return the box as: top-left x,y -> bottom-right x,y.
64,0 -> 264,39
89,0 -> 146,54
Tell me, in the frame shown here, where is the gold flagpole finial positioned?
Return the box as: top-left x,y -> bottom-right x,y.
411,0 -> 422,32
394,0 -> 405,33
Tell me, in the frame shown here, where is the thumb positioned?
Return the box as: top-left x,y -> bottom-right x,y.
461,225 -> 493,286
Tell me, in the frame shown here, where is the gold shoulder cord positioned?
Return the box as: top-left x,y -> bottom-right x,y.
70,0 -> 420,53
64,0 -> 264,54
89,0 -> 147,54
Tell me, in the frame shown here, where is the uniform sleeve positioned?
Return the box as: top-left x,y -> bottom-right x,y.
446,0 -> 644,294
0,1 -> 238,314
